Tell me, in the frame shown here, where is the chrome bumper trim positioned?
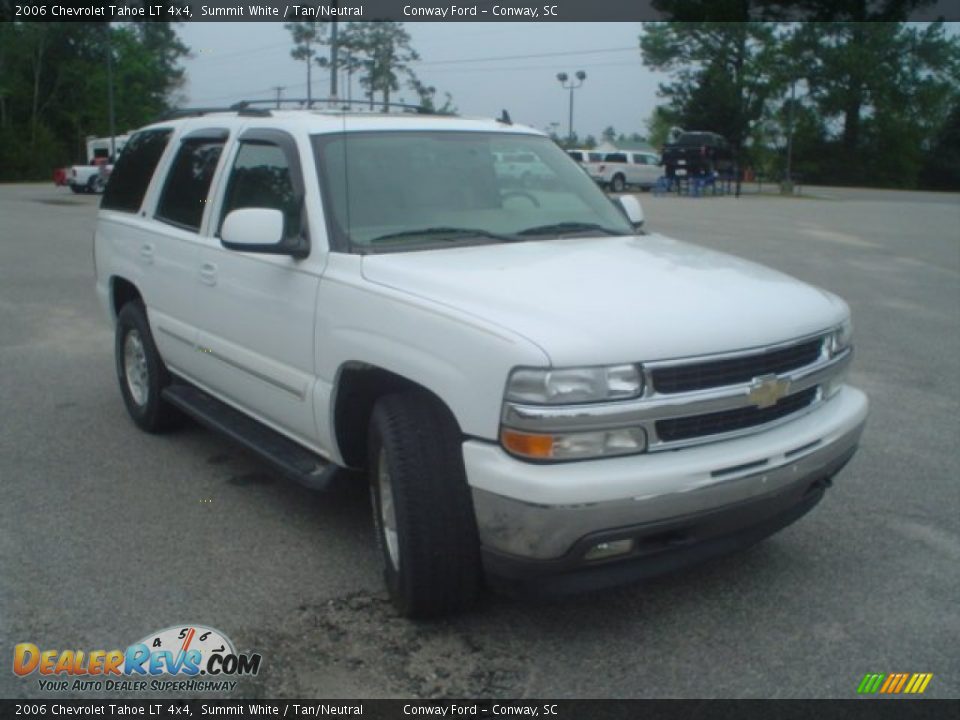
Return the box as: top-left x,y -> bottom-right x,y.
471,420 -> 864,560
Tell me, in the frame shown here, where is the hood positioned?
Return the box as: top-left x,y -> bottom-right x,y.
361,234 -> 847,366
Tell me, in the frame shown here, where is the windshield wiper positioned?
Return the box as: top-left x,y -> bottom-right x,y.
516,222 -> 629,237
370,226 -> 518,245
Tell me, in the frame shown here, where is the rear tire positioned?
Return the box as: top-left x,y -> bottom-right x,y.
368,391 -> 482,618
114,302 -> 182,433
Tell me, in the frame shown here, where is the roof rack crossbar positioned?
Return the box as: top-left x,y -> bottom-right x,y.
237,97 -> 437,114
159,105 -> 271,120
158,97 -> 454,122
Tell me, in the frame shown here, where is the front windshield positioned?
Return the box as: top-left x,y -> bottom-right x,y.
313,131 -> 634,252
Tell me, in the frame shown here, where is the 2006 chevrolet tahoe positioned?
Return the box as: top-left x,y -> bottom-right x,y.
94,105 -> 868,617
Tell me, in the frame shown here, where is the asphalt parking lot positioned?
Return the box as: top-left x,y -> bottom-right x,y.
1,182 -> 958,699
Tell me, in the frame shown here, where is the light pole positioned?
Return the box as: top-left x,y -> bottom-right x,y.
556,71 -> 586,145
782,79 -> 796,195
105,24 -> 116,160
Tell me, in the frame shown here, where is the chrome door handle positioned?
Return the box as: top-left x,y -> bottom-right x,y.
199,262 -> 217,286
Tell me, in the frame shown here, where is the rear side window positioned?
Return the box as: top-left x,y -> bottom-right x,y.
155,138 -> 226,231
220,142 -> 301,238
605,153 -> 627,163
102,129 -> 172,213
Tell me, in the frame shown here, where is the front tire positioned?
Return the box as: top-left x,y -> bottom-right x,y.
611,174 -> 626,193
368,392 -> 482,618
114,302 -> 182,433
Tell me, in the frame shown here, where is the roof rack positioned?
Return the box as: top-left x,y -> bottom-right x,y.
236,97 -> 439,114
158,98 -> 452,123
159,105 -> 271,120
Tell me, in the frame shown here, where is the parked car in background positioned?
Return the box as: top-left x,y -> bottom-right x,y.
661,131 -> 733,180
68,134 -> 130,194
566,149 -> 604,165
68,161 -> 111,194
588,151 -> 661,192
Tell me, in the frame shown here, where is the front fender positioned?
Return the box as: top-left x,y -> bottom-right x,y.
313,255 -> 549,457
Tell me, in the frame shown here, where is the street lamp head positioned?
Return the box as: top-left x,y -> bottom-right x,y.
556,72 -> 568,83
575,70 -> 587,81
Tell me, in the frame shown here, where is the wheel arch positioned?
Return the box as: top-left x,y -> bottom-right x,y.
110,276 -> 143,320
331,362 -> 461,470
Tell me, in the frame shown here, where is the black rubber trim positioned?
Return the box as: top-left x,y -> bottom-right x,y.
181,127 -> 230,142
483,445 -> 857,595
162,382 -> 337,491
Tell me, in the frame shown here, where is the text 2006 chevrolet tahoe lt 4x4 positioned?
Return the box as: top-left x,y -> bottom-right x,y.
94,107 -> 868,617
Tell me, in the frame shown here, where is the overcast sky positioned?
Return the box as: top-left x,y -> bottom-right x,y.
176,22 -> 665,141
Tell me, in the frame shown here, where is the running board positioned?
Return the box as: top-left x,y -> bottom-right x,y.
162,383 -> 338,491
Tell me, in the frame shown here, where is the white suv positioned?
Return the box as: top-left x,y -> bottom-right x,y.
95,107 -> 867,617
588,151 -> 662,192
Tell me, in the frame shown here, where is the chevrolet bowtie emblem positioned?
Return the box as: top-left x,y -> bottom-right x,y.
747,375 -> 791,409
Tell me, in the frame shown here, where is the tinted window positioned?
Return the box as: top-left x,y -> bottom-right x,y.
220,142 -> 301,238
633,155 -> 647,165
567,151 -> 584,162
102,129 -> 172,213
588,153 -> 604,162
604,153 -> 627,163
155,138 -> 225,231
679,133 -> 719,146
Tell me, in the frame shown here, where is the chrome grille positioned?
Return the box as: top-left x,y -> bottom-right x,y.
500,330 -> 850,455
656,387 -> 818,442
650,338 -> 823,394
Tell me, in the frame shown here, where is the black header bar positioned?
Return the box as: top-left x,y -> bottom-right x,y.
3,0 -> 958,22
0,699 -> 957,719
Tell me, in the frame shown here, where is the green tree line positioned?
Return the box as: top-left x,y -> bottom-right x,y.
0,20 -> 188,181
641,2 -> 960,189
285,20 -> 455,113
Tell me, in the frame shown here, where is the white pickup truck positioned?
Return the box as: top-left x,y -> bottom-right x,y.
94,108 -> 867,617
68,134 -> 129,194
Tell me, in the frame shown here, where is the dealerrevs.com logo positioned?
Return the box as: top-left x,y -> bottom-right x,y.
13,625 -> 262,692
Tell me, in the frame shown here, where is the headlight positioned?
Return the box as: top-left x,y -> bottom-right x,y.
824,319 -> 853,398
505,364 -> 643,405
828,319 -> 853,357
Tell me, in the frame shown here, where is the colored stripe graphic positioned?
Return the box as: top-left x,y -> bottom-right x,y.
912,674 -> 933,694
892,673 -> 909,693
858,673 -> 885,694
858,672 -> 933,694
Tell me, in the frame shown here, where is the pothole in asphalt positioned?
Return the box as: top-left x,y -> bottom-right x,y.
255,591 -> 531,698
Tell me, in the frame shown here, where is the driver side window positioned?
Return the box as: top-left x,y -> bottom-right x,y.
220,141 -> 301,238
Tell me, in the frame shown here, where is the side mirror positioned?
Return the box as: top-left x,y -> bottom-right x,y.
616,194 -> 644,230
221,207 -> 308,258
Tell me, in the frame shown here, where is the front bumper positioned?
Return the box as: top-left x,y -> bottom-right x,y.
464,386 -> 867,588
